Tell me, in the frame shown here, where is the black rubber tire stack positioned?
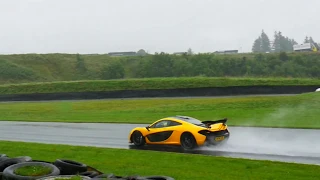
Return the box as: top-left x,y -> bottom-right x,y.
53,159 -> 87,175
0,154 -> 7,180
0,156 -> 32,172
2,162 -> 60,180
79,171 -> 99,178
0,154 -> 175,180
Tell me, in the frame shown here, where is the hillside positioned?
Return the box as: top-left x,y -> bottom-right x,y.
0,52 -> 319,85
0,53 -> 114,84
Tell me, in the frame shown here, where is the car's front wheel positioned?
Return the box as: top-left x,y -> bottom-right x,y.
180,132 -> 197,150
131,131 -> 146,147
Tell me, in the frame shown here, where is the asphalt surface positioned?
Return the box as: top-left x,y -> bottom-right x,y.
1,121 -> 320,166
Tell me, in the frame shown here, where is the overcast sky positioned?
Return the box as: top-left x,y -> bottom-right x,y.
0,0 -> 319,54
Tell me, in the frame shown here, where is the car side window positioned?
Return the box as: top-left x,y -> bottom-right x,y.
168,120 -> 182,126
150,120 -> 181,128
151,120 -> 168,128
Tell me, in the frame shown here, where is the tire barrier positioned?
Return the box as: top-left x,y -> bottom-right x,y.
53,159 -> 87,175
0,154 -> 175,180
0,156 -> 32,172
3,162 -> 60,180
0,85 -> 318,102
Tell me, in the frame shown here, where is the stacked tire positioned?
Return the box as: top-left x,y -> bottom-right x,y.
0,154 -> 174,180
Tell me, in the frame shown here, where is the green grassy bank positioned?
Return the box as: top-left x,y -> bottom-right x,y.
1,92 -> 319,129
1,141 -> 319,180
0,77 -> 319,95
1,52 -> 319,84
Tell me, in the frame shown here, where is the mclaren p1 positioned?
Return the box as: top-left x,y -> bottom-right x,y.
128,115 -> 230,150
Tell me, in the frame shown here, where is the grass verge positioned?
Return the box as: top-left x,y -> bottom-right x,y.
1,140 -> 320,180
14,165 -> 52,176
0,77 -> 319,95
0,92 -> 319,129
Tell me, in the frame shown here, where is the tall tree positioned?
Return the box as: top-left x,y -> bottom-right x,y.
260,30 -> 271,52
187,48 -> 193,55
273,31 -> 281,52
278,31 -> 287,52
252,30 -> 271,53
252,37 -> 262,52
308,36 -> 320,51
272,31 -> 296,52
137,49 -> 147,56
304,36 -> 309,43
290,39 -> 298,45
309,37 -> 315,44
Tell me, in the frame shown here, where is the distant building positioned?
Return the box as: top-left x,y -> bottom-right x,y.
293,43 -> 318,52
214,50 -> 238,54
173,52 -> 187,55
108,51 -> 137,56
108,49 -> 149,57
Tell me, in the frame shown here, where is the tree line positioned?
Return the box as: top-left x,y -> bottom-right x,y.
252,30 -> 319,53
101,52 -> 320,80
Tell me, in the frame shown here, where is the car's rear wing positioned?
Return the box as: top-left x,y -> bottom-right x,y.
202,118 -> 227,126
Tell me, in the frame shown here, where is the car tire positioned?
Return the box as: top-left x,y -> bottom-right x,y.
53,159 -> 87,175
0,156 -> 10,162
0,154 -> 9,163
79,171 -> 99,178
131,131 -> 146,147
2,161 -> 60,180
0,156 -> 32,172
180,132 -> 197,150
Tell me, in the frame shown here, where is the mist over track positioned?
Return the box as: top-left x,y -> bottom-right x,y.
1,121 -> 319,166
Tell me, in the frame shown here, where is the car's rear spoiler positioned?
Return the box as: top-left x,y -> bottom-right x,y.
202,118 -> 227,125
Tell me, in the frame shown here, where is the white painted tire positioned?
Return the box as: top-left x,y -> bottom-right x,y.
316,88 -> 320,92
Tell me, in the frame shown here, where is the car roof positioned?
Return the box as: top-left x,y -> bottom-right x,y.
163,115 -> 202,124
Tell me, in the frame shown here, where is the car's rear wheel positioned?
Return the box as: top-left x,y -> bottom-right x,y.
131,131 -> 145,147
180,132 -> 197,150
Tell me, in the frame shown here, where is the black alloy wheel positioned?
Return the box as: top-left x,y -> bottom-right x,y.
132,131 -> 145,147
180,133 -> 197,150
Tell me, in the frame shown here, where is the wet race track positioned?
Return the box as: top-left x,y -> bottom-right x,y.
0,121 -> 320,166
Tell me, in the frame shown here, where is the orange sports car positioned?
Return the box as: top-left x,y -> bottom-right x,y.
128,115 -> 230,150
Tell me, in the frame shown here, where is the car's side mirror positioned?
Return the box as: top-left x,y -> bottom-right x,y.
146,126 -> 150,131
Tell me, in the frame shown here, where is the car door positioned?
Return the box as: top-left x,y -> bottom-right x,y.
145,120 -> 181,144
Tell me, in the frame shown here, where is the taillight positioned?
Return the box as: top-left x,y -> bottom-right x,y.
198,130 -> 210,135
